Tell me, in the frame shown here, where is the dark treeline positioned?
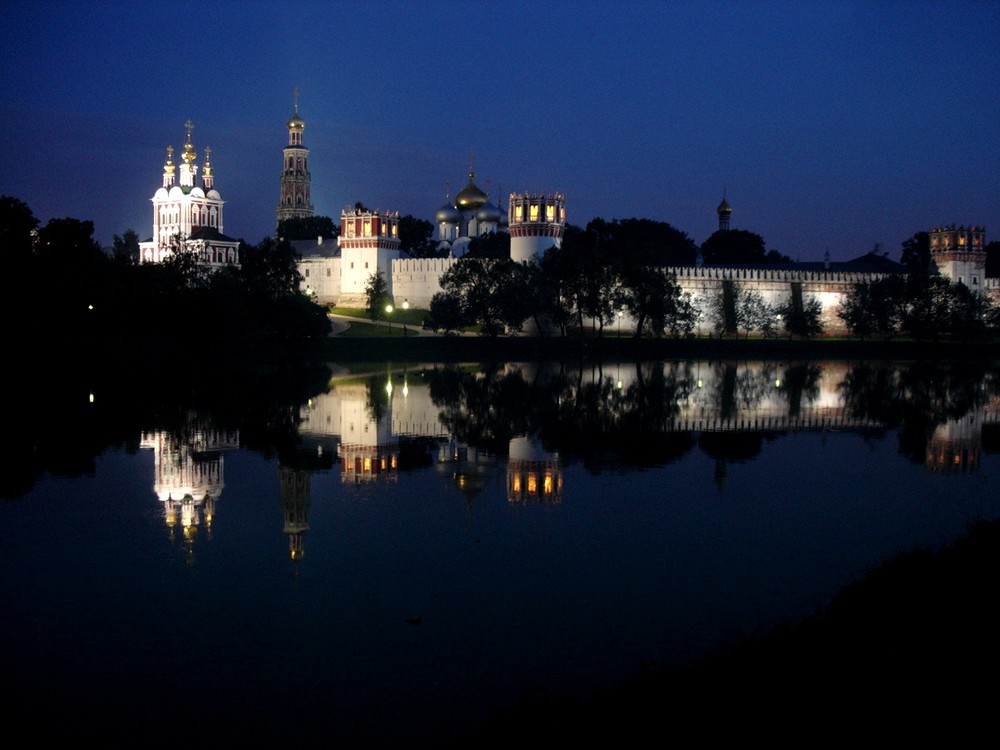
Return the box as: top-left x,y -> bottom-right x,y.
1,196 -> 331,352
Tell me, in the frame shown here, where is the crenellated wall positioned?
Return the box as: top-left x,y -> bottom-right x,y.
390,257 -> 459,308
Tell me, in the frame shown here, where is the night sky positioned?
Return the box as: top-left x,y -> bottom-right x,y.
2,0 -> 998,261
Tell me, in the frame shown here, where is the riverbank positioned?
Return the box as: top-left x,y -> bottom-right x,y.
450,515 -> 1000,747
318,331 -> 1000,363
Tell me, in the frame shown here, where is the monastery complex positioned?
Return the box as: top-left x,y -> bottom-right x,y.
137,104 -> 999,337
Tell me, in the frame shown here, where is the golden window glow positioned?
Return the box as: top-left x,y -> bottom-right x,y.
529,204 -> 539,221
363,221 -> 371,237
514,205 -> 523,221
543,474 -> 553,494
546,204 -> 555,221
512,475 -> 522,492
527,473 -> 538,493
363,457 -> 372,472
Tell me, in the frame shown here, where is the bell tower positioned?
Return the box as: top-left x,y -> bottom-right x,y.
276,88 -> 314,226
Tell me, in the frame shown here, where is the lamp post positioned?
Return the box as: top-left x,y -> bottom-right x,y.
618,309 -> 624,337
385,303 -> 393,333
402,299 -> 409,337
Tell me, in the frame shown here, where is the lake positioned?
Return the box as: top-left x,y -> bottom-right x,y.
2,356 -> 998,747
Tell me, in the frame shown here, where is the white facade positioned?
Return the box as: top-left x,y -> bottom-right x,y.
139,121 -> 239,267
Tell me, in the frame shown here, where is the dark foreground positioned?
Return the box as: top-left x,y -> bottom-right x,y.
451,516 -> 1000,747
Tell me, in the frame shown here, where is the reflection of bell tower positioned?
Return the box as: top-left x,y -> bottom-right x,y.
926,411 -> 982,473
507,435 -> 563,504
280,465 -> 311,560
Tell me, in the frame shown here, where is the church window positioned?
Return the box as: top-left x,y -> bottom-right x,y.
326,268 -> 331,277
514,204 -> 523,221
350,262 -> 354,269
972,276 -> 978,285
304,269 -> 310,277
365,262 -> 369,269
529,204 -> 539,221
546,204 -> 555,222
363,220 -> 371,237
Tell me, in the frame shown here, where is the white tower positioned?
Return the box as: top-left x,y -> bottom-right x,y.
929,224 -> 986,288
508,192 -> 566,264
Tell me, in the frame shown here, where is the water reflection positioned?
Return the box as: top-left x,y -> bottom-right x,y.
3,356 -> 999,747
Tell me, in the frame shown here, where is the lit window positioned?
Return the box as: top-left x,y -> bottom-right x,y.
514,204 -> 523,221
364,221 -> 371,237
546,204 -> 555,221
529,204 -> 539,221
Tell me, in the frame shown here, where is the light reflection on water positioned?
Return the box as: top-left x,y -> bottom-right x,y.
1,359 -> 997,746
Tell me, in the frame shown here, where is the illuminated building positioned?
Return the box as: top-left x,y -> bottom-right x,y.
930,224 -> 987,289
276,90 -> 314,224
508,192 -> 566,264
434,157 -> 505,257
138,120 -> 240,267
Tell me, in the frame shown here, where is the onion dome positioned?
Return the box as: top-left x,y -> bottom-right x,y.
717,196 -> 732,217
476,201 -> 501,224
287,111 -> 305,131
436,200 -> 461,224
454,172 -> 488,211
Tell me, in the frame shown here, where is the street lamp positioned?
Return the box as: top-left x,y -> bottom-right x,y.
617,309 -> 624,337
402,299 -> 409,337
385,303 -> 393,333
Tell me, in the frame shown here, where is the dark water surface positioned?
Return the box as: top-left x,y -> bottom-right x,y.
2,358 -> 998,746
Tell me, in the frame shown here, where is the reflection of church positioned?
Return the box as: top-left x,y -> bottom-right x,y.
926,412 -> 982,473
140,428 -> 240,552
506,436 -> 563,504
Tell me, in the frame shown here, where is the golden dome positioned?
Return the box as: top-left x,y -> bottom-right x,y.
454,172 -> 488,211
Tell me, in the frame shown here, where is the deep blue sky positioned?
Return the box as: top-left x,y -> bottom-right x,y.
2,0 -> 998,261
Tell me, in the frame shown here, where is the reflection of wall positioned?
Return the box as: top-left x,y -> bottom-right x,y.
140,428 -> 239,543
926,412 -> 982,473
507,436 -> 563,504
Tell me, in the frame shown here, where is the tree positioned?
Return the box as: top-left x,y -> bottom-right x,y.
589,217 -> 698,268
701,229 -> 789,265
365,271 -> 390,323
985,240 -> 1000,278
464,231 -> 510,260
779,286 -> 824,338
276,215 -> 337,242
398,215 -> 441,257
239,236 -> 303,298
0,195 -> 39,267
111,229 -> 140,266
432,257 -> 532,336
900,231 -> 931,275
737,287 -> 777,339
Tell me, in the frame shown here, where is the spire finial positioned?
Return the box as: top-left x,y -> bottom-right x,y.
468,150 -> 475,178
293,86 -> 299,114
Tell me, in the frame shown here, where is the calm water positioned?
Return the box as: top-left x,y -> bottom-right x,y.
2,357 -> 998,746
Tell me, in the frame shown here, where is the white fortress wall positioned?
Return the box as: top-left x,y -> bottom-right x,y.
299,257 -> 341,304
390,257 -> 458,308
